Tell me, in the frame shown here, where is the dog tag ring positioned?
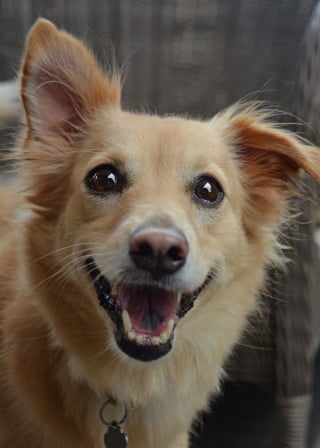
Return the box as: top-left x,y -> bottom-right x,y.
100,399 -> 129,448
104,424 -> 128,448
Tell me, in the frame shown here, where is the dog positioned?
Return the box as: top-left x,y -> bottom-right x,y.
1,19 -> 320,448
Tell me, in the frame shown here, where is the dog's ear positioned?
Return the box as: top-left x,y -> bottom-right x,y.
227,109 -> 320,235
20,19 -> 120,140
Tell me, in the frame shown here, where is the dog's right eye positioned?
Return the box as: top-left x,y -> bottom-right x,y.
85,164 -> 124,194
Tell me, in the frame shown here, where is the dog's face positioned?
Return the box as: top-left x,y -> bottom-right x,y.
19,20 -> 320,372
59,110 -> 249,362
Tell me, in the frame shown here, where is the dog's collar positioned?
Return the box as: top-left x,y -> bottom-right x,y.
100,398 -> 129,447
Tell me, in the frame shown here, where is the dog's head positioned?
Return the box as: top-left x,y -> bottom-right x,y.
18,20 -> 320,373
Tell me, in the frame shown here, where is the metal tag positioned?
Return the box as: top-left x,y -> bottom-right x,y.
104,425 -> 128,448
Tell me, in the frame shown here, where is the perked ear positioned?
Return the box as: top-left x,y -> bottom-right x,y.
20,19 -> 120,140
226,107 -> 320,234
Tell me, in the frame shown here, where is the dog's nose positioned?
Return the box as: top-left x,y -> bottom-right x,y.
129,227 -> 189,276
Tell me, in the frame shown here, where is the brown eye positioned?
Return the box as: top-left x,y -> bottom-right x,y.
193,176 -> 224,206
85,164 -> 124,194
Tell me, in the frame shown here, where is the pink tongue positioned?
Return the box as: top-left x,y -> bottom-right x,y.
118,285 -> 178,334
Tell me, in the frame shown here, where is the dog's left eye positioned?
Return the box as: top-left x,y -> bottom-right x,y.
85,164 -> 124,194
192,176 -> 224,206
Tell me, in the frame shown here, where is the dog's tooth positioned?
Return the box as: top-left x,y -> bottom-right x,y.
160,330 -> 168,343
159,320 -> 174,343
122,310 -> 132,333
167,319 -> 175,334
151,336 -> 160,346
135,334 -> 143,345
128,330 -> 136,341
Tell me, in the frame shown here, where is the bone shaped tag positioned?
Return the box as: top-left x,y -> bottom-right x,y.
104,424 -> 128,448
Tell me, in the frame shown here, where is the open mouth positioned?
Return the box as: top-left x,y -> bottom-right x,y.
85,257 -> 210,362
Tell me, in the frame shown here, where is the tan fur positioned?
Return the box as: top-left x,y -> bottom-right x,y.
1,20 -> 320,448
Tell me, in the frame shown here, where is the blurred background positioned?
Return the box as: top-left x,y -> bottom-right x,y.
0,1 -> 319,447
0,0 -> 317,115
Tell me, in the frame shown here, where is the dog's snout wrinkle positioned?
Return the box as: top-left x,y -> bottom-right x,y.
129,226 -> 189,276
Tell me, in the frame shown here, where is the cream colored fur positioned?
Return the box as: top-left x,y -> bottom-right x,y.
1,19 -> 320,448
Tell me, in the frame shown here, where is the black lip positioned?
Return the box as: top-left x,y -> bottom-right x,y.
115,332 -> 173,362
85,257 -> 210,362
85,257 -> 122,326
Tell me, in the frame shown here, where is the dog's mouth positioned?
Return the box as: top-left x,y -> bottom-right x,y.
85,257 -> 210,362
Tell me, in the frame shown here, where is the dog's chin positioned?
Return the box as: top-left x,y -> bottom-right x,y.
85,257 -> 210,362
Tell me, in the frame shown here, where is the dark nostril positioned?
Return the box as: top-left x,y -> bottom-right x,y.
129,226 -> 189,275
138,243 -> 154,258
167,246 -> 185,262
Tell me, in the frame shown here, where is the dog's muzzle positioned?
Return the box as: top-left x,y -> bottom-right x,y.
86,227 -> 211,362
